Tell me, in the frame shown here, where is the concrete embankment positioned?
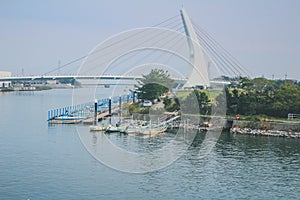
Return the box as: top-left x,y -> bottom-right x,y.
0,86 -> 52,92
231,120 -> 300,138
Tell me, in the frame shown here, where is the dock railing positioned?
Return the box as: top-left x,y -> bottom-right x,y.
288,113 -> 300,120
47,93 -> 134,122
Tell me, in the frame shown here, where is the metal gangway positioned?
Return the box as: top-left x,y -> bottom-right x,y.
288,113 -> 300,120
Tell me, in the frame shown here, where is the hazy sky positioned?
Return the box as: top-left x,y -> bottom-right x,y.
1,0 -> 300,79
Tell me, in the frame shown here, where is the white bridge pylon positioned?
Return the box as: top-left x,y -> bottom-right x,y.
180,8 -> 209,87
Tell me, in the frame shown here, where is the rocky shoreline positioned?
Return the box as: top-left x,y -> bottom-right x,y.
230,119 -> 300,138
231,127 -> 300,138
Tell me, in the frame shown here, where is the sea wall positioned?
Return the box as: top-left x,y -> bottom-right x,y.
232,120 -> 300,132
231,120 -> 300,138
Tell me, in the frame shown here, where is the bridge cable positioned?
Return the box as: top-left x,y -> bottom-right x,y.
79,22 -> 184,74
192,21 -> 252,77
42,15 -> 180,75
80,18 -> 184,75
193,27 -> 243,77
196,32 -> 241,77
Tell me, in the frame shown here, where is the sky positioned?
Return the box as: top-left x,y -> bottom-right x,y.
1,0 -> 300,80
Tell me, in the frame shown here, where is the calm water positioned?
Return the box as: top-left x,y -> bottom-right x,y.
0,89 -> 299,199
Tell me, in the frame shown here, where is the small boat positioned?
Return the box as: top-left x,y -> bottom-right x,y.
90,125 -> 106,131
105,125 -> 121,133
50,115 -> 84,124
119,125 -> 143,135
122,125 -> 168,136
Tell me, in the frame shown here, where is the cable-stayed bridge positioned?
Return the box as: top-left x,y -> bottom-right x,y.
0,74 -> 228,85
0,74 -> 142,82
0,8 -> 250,87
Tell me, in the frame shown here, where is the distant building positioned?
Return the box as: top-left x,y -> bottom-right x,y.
0,71 -> 12,88
46,80 -> 58,85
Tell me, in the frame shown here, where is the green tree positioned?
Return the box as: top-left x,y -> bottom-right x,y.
239,77 -> 254,91
181,90 -> 211,115
218,77 -> 300,118
137,69 -> 173,101
237,92 -> 256,115
163,96 -> 180,112
273,82 -> 300,117
228,89 -> 239,114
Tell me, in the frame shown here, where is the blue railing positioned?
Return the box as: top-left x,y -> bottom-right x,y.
47,93 -> 135,121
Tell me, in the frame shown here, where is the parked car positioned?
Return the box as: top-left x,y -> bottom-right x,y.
142,100 -> 152,107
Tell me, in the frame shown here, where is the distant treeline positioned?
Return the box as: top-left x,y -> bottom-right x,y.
217,77 -> 300,118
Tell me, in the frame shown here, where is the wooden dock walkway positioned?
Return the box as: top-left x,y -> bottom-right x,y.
82,108 -> 118,124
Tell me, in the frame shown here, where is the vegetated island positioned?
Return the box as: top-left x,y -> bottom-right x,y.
130,69 -> 300,138
222,77 -> 300,138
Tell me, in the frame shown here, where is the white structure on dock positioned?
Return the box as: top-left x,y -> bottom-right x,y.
0,71 -> 12,88
288,113 -> 300,120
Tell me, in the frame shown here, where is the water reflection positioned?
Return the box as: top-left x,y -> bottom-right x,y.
78,127 -> 202,173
